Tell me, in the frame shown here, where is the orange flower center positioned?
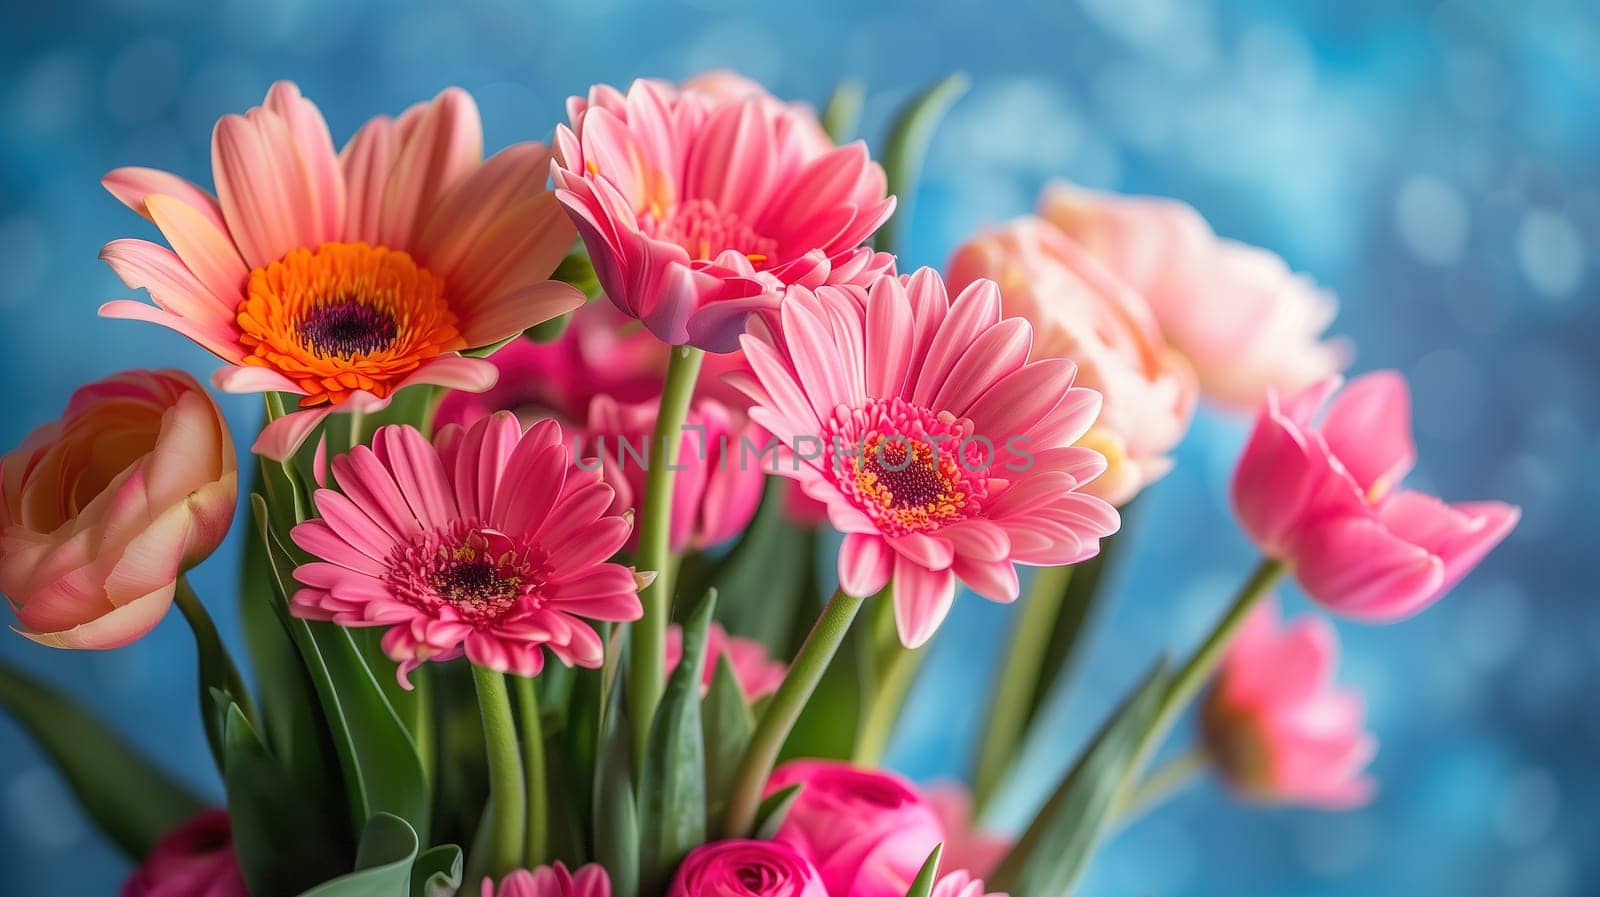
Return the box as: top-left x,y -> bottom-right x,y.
235,242 -> 465,407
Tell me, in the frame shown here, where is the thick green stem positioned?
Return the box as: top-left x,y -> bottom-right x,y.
516,676 -> 548,867
173,575 -> 257,733
1123,558 -> 1286,797
723,588 -> 866,837
853,585 -> 923,767
971,564 -> 1073,813
468,666 -> 526,883
628,346 -> 704,766
1115,746 -> 1208,827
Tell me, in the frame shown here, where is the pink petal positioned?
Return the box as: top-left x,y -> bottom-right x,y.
838,532 -> 893,597
379,88 -> 483,249
144,194 -> 248,312
252,405 -> 334,461
102,166 -> 227,233
892,555 -> 956,649
1319,371 -> 1415,499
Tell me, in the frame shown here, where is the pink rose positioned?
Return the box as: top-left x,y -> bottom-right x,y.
120,810 -> 247,897
947,217 -> 1196,504
668,839 -> 827,897
1039,182 -> 1348,408
767,760 -> 944,897
1,369 -> 237,648
483,862 -> 610,897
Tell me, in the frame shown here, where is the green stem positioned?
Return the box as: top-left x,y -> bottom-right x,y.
1122,558 -> 1286,797
628,345 -> 705,766
173,575 -> 257,739
1115,746 -> 1208,826
347,406 -> 365,449
853,585 -> 923,766
972,564 -> 1073,814
468,666 -> 526,883
723,588 -> 866,837
516,676 -> 548,867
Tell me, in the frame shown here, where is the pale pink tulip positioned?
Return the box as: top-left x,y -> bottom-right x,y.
0,370 -> 236,649
1232,372 -> 1519,621
587,394 -> 765,551
121,810 -> 247,897
664,621 -> 786,698
668,840 -> 827,897
101,82 -> 582,460
552,78 -> 896,351
732,269 -> 1119,647
483,863 -> 610,897
1039,182 -> 1347,408
1203,599 -> 1375,808
930,870 -> 1008,897
767,760 -> 945,897
948,217 -> 1196,504
289,413 -> 642,685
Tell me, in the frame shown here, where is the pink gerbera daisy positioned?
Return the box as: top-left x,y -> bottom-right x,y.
551,77 -> 896,352
288,413 -> 642,685
100,81 -> 584,460
731,269 -> 1120,647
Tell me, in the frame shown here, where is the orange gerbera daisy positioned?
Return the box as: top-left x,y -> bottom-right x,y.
100,81 -> 583,459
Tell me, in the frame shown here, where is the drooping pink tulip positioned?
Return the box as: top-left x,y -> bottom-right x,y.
552,77 -> 896,351
947,217 -> 1197,504
664,621 -> 786,698
1039,182 -> 1347,408
587,394 -> 765,551
1203,599 -> 1376,808
668,839 -> 827,897
766,760 -> 946,897
100,81 -> 582,460
0,370 -> 237,649
121,810 -> 247,897
482,862 -> 610,897
1232,372 -> 1519,621
731,269 -> 1119,647
288,413 -> 643,685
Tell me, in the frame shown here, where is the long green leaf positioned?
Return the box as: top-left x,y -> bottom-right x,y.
223,702 -> 348,897
903,844 -> 944,897
298,813 -> 420,897
821,78 -> 866,143
0,661 -> 206,860
751,783 -> 802,841
873,72 -> 971,255
252,495 -> 431,842
638,590 -> 714,894
988,658 -> 1171,897
409,844 -> 463,897
593,680 -> 639,897
702,654 -> 754,829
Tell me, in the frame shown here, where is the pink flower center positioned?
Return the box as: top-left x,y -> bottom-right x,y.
822,397 -> 992,537
643,198 -> 778,266
386,523 -> 547,624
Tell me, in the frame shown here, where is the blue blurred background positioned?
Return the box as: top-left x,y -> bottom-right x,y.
1,0 -> 1595,894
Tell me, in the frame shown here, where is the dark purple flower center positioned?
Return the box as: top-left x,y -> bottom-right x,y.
298,297 -> 399,359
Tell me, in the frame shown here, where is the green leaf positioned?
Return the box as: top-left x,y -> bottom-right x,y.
988,658 -> 1172,897
552,249 -> 601,299
903,844 -> 944,897
702,654 -> 754,829
297,813 -> 420,897
463,333 -> 521,358
873,72 -> 971,255
223,702 -> 348,897
638,590 -> 714,894
409,844 -> 463,897
0,660 -> 206,860
821,78 -> 866,143
751,783 -> 802,841
252,496 -> 432,842
593,680 -> 639,897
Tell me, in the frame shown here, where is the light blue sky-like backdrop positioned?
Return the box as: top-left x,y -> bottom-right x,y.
1,0 -> 1596,894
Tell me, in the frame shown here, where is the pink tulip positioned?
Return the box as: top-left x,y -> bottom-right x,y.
766,760 -> 945,897
664,621 -> 786,698
947,217 -> 1197,504
1203,599 -> 1375,808
930,870 -> 1008,897
1039,182 -> 1347,408
668,840 -> 827,897
0,370 -> 237,649
552,78 -> 896,351
121,810 -> 247,897
483,863 -> 610,897
586,395 -> 765,552
923,784 -> 1011,880
1232,372 -> 1519,621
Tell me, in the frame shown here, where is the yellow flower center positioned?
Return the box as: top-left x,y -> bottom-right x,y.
235,242 -> 464,407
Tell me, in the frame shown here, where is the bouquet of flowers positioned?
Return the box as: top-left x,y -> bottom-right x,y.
0,70 -> 1519,897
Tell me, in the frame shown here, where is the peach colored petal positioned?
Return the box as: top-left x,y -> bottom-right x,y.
16,581 -> 177,650
102,166 -> 227,233
144,194 -> 248,310
379,87 -> 483,249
